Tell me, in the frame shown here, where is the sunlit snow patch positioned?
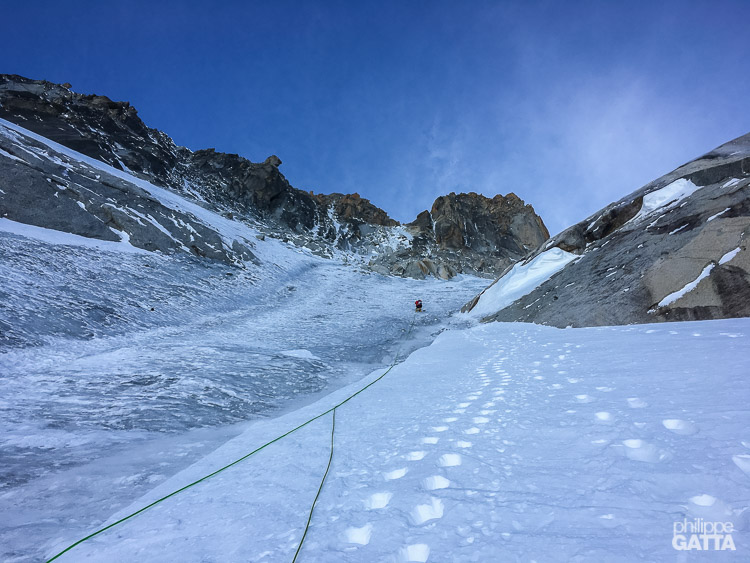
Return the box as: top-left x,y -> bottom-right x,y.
0,146 -> 25,162
719,247 -> 741,265
0,218 -> 148,254
655,263 -> 714,308
707,208 -> 731,222
627,178 -> 701,226
466,247 -> 578,318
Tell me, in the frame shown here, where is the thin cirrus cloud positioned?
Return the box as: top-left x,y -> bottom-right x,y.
1,1 -> 749,238
385,67 -> 743,236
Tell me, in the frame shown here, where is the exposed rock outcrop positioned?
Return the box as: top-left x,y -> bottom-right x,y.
0,123 -> 258,265
464,132 -> 750,325
311,192 -> 398,227
369,192 -> 548,279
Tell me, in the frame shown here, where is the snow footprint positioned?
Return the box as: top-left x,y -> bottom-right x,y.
422,475 -> 451,490
365,492 -> 393,509
687,494 -> 735,522
422,437 -> 439,444
621,439 -> 669,463
595,411 -> 614,423
399,543 -> 430,562
410,497 -> 444,525
627,397 -> 648,408
438,453 -> 462,467
732,454 -> 750,476
662,419 -> 698,435
406,451 -> 427,461
383,468 -> 408,480
343,523 -> 373,545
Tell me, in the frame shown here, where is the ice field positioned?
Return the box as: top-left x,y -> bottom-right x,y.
0,230 -> 487,561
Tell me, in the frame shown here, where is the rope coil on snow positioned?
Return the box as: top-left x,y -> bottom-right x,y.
46,312 -> 418,563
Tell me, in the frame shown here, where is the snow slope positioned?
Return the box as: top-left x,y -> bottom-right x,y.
0,218 -> 148,253
43,318 -> 750,562
466,248 -> 578,319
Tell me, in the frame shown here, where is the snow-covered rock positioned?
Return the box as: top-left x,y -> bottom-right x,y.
463,133 -> 750,326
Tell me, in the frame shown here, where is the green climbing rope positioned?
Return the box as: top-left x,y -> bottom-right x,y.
46,312 -> 418,562
292,407 -> 336,563
291,311 -> 417,560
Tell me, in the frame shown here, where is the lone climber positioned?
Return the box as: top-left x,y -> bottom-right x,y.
415,299 -> 423,312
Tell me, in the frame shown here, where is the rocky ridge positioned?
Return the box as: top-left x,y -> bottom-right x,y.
463,132 -> 750,325
0,74 -> 547,278
369,192 -> 548,279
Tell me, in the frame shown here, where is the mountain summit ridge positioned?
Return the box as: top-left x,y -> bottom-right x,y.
0,74 -> 548,278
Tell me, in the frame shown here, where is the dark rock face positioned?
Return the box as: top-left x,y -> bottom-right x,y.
465,132 -> 750,326
0,75 -> 182,181
0,74 -> 549,277
430,192 -> 548,253
187,148 -> 322,233
369,192 -> 548,279
311,192 -> 398,228
0,125 -> 258,265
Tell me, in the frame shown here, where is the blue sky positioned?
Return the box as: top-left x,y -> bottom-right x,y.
3,0 -> 750,234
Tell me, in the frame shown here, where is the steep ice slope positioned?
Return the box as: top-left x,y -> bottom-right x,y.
38,318 -> 750,562
463,133 -> 750,326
